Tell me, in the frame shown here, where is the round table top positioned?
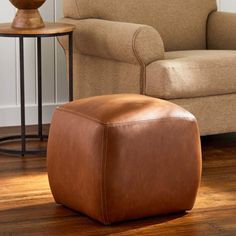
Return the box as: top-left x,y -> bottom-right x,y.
0,22 -> 75,37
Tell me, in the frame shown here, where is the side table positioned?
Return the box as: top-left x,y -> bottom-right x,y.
0,23 -> 75,156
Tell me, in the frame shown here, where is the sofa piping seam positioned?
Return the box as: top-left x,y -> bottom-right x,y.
148,62 -> 236,70
206,10 -> 217,49
64,49 -> 140,65
132,27 -> 145,66
143,65 -> 147,95
132,27 -> 147,95
167,92 -> 236,101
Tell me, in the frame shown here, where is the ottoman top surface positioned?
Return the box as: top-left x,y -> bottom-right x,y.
58,94 -> 195,125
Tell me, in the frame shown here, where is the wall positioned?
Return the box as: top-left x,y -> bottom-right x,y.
219,0 -> 236,11
0,0 -> 235,127
0,0 -> 67,127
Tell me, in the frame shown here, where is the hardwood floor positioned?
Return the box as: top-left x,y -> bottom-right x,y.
0,126 -> 236,236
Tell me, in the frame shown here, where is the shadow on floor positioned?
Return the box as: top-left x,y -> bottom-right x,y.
0,202 -> 187,235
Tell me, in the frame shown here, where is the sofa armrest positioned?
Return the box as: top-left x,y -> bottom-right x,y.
208,12 -> 236,49
58,18 -> 164,65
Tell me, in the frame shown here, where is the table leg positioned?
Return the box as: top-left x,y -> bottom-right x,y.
69,32 -> 73,102
37,37 -> 43,141
19,37 -> 26,156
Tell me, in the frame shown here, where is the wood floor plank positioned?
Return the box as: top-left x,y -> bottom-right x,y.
0,127 -> 235,235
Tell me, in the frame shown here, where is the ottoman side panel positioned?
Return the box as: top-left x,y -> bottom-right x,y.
105,118 -> 202,223
47,109 -> 105,222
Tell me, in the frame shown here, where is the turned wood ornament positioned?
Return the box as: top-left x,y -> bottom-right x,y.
10,0 -> 46,29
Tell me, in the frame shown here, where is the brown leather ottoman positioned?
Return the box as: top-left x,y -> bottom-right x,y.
47,94 -> 202,225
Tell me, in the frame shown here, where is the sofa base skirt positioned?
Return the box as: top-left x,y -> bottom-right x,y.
171,93 -> 236,136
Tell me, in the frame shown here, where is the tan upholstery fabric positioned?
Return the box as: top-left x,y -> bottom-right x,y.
146,50 -> 236,99
60,0 -> 236,135
59,18 -> 164,65
63,0 -> 217,51
208,12 -> 236,50
172,94 -> 236,136
64,51 -> 141,99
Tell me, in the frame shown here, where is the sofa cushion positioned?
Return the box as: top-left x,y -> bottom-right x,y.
146,50 -> 236,99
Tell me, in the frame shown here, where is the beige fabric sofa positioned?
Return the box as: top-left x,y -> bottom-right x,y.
60,0 -> 236,136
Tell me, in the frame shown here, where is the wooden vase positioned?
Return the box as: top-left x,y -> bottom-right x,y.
9,0 -> 46,29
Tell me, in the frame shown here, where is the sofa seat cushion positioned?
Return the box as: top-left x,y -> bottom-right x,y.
146,50 -> 236,99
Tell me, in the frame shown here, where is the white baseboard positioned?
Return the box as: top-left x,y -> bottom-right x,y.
0,102 -> 66,127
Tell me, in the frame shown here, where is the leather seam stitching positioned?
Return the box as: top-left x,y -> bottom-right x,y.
57,108 -> 194,127
100,127 -> 105,223
101,127 -> 109,224
104,127 -> 109,223
58,107 -> 107,124
103,117 -> 195,128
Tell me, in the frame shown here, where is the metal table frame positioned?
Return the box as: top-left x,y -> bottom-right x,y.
0,31 -> 73,156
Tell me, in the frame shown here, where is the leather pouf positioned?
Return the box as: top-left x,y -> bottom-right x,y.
47,94 -> 202,225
